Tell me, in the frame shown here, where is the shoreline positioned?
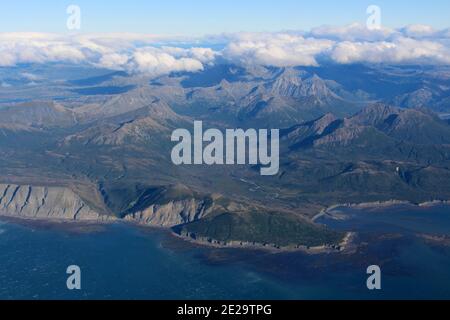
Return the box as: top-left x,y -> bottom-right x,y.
0,214 -> 117,233
312,199 -> 450,222
171,230 -> 356,254
5,196 -> 449,253
0,213 -> 355,255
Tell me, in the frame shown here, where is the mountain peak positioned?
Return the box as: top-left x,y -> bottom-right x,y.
267,68 -> 338,102
313,113 -> 339,134
271,68 -> 303,93
276,67 -> 302,80
350,103 -> 400,127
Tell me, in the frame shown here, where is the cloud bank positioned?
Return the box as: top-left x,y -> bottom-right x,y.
1,23 -> 450,75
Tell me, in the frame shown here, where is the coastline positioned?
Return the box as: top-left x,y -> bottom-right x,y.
312,199 -> 450,222
171,229 -> 356,254
6,196 -> 449,254
0,212 -> 355,255
0,213 -> 116,224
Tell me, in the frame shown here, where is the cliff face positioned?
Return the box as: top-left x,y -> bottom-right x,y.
0,183 -> 211,227
0,184 -> 103,221
124,198 -> 210,227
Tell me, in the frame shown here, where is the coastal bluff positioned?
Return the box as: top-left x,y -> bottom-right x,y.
0,184 -> 102,221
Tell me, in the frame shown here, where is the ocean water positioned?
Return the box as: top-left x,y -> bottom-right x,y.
0,205 -> 450,300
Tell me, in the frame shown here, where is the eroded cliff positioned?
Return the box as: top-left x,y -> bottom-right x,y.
0,184 -> 103,220
124,198 -> 210,227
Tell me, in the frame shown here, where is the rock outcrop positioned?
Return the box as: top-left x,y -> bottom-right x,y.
124,198 -> 210,227
0,183 -> 212,227
0,184 -> 103,221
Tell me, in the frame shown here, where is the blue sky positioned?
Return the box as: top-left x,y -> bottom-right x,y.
1,0 -> 449,35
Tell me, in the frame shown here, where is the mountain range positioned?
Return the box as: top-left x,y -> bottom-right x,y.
1,62 -> 450,249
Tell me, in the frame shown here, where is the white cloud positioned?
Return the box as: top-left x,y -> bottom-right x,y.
159,46 -> 218,64
97,53 -> 130,70
330,37 -> 450,65
188,47 -> 218,64
0,33 -> 85,66
402,24 -> 437,38
223,32 -> 334,67
310,23 -> 395,41
0,32 -> 213,75
222,25 -> 450,67
131,47 -> 204,75
1,24 -> 450,73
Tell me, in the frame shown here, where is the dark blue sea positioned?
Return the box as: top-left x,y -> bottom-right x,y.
1,204 -> 450,300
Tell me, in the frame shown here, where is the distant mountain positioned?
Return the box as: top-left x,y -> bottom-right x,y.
75,86 -> 164,120
393,87 -> 450,112
269,68 -> 337,100
0,101 -> 77,129
283,103 -> 450,150
68,71 -> 129,86
65,99 -> 187,146
170,66 -> 363,127
349,104 -> 450,145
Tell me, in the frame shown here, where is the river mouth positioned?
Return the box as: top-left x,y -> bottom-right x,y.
1,205 -> 450,299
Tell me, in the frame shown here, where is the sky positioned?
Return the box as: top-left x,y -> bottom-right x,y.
1,1 -> 450,73
1,0 -> 450,35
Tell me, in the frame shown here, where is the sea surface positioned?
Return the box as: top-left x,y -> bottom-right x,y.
1,204 -> 450,300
